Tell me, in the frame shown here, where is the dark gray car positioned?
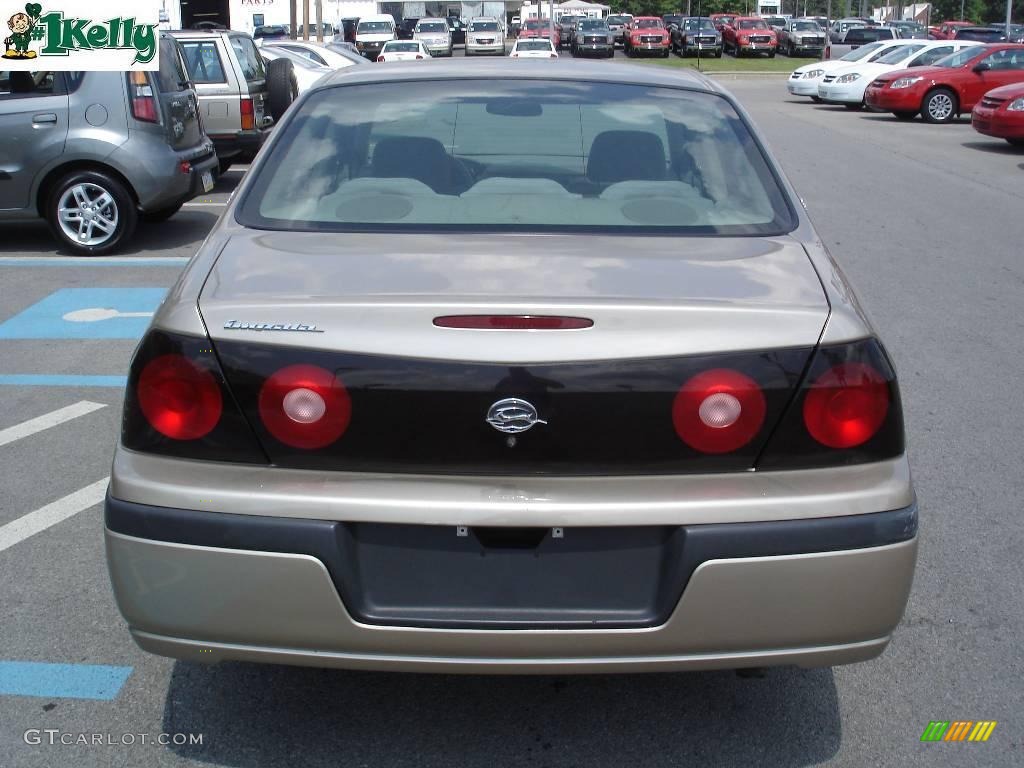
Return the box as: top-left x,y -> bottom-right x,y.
0,33 -> 218,255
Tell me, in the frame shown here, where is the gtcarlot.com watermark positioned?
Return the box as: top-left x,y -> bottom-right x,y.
24,729 -> 203,747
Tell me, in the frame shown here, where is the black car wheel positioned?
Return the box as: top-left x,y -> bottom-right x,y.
922,87 -> 957,124
45,169 -> 137,255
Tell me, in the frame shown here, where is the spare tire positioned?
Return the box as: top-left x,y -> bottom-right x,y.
265,58 -> 298,124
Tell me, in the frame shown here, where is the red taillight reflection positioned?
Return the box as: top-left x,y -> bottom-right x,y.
138,354 -> 222,440
258,364 -> 351,449
672,369 -> 766,454
433,315 -> 593,330
803,362 -> 889,448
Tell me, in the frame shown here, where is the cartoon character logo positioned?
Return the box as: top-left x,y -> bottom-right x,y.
4,3 -> 43,59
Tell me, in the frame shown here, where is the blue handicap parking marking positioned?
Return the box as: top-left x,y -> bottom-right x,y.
0,288 -> 166,340
0,661 -> 133,701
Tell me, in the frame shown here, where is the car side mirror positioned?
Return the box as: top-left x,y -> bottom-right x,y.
973,62 -> 990,73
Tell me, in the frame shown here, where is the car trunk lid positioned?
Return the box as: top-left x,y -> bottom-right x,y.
198,231 -> 828,475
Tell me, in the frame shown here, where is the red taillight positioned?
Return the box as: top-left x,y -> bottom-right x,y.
128,71 -> 158,123
433,315 -> 593,330
377,55 -> 385,61
258,364 -> 352,449
415,54 -> 424,59
240,97 -> 255,131
179,161 -> 191,175
803,363 -> 889,449
672,369 -> 766,454
511,52 -> 519,57
549,53 -> 557,57
137,354 -> 222,440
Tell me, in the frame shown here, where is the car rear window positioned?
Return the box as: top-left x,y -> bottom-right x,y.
516,40 -> 552,50
230,35 -> 266,81
238,79 -> 795,236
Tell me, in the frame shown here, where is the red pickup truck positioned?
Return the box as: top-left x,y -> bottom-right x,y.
723,17 -> 778,57
518,18 -> 562,48
929,20 -> 975,39
624,17 -> 670,57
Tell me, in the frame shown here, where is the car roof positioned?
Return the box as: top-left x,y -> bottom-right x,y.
315,58 -> 720,93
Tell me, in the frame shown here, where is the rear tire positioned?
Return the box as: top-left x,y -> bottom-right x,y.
265,58 -> 298,124
810,96 -> 822,103
921,87 -> 957,124
844,102 -> 864,110
45,169 -> 137,256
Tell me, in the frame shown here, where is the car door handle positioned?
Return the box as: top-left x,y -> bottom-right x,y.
32,113 -> 58,124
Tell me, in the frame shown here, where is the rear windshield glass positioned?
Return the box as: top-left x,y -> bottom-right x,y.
238,80 -> 795,236
385,42 -> 420,51
231,35 -> 266,81
358,21 -> 393,32
516,40 -> 552,49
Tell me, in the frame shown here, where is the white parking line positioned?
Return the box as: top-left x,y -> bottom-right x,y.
0,479 -> 108,554
0,401 -> 106,449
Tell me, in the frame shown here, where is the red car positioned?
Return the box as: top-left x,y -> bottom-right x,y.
624,17 -> 670,58
972,82 -> 1024,146
930,20 -> 975,39
864,44 -> 1024,123
518,19 -> 561,48
709,13 -> 737,32
723,17 -> 778,58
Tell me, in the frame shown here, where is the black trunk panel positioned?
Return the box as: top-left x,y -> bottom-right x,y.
213,341 -> 812,475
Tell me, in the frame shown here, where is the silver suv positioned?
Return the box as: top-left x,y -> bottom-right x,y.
172,30 -> 295,173
0,34 -> 218,255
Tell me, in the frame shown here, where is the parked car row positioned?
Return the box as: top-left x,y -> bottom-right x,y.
787,42 -> 1024,144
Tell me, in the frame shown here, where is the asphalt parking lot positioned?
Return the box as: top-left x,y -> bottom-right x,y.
1,72 -> 1023,768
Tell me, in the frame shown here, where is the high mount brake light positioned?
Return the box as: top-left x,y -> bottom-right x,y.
433,315 -> 593,330
137,354 -> 222,440
672,369 -> 767,454
803,362 -> 889,448
258,364 -> 352,449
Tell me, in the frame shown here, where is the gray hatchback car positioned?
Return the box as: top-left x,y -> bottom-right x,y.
0,33 -> 217,255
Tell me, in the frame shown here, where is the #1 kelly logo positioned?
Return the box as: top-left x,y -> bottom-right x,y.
3,1 -> 159,68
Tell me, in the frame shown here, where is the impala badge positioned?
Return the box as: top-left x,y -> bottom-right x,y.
223,320 -> 323,333
486,398 -> 547,434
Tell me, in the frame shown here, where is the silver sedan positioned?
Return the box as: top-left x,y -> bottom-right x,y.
106,61 -> 916,675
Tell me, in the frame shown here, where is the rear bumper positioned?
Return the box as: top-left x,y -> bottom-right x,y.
105,453 -> 918,672
107,136 -> 217,210
209,128 -> 270,162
